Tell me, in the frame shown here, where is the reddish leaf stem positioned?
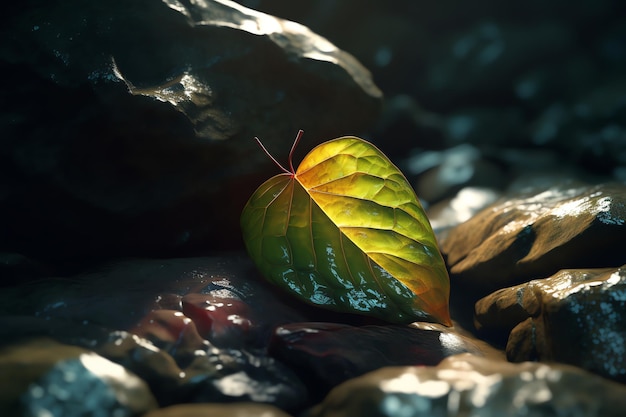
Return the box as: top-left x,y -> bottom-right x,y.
254,129 -> 304,176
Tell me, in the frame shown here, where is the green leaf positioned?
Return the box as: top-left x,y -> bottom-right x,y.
241,131 -> 451,325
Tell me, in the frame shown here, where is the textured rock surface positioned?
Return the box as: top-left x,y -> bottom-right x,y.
0,338 -> 158,417
2,1 -> 626,415
475,264 -> 626,382
441,183 -> 626,298
306,353 -> 626,417
1,0 -> 382,268
0,316 -> 308,412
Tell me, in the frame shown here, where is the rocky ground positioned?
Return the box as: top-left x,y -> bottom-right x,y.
1,1 -> 625,416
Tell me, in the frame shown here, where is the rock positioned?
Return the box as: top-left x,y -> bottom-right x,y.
131,309 -> 209,355
475,264 -> 626,382
441,183 -> 626,299
0,337 -> 158,417
0,315 -> 308,412
0,255 -> 308,348
427,186 -> 500,237
182,348 -> 307,411
0,316 -> 191,406
407,144 -> 507,205
269,321 -> 486,400
142,402 -> 293,417
306,353 -> 626,417
1,0 -> 381,269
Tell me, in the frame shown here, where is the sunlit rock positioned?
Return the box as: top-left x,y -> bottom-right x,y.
307,353 -> 626,417
427,186 -> 500,236
475,264 -> 626,382
441,183 -> 626,298
0,338 -> 157,417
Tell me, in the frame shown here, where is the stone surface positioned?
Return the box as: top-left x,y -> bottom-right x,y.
2,1 -> 626,415
1,0 -> 382,269
427,186 -> 500,236
142,402 -> 293,417
475,264 -> 626,382
441,183 -> 626,299
0,255 -> 308,348
0,338 -> 158,417
0,315 -> 308,412
269,321 -> 487,400
306,353 -> 626,417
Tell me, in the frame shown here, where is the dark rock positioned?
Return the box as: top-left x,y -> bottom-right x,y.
0,255 -> 308,347
306,353 -> 626,417
0,315 -> 308,412
182,347 -> 307,411
142,403 -> 294,417
1,0 -> 381,270
405,144 -> 506,205
475,264 -> 626,383
0,337 -> 158,417
441,183 -> 626,299
269,321 -> 485,400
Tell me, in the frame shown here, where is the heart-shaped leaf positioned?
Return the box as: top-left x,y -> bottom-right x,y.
241,131 -> 451,325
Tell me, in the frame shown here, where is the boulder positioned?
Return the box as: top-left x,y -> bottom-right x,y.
441,183 -> 626,299
0,0 -> 382,270
475,264 -> 626,382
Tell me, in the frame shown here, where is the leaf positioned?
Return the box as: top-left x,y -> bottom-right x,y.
240,131 -> 451,325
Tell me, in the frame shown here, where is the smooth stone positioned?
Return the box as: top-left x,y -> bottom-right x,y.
0,315 -> 308,411
142,402 -> 293,417
0,338 -> 157,417
441,183 -> 626,298
269,321 -> 487,400
306,353 -> 626,417
475,264 -> 626,382
0,256 -> 308,350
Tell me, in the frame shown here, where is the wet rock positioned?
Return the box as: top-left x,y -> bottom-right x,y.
0,316 -> 191,406
0,337 -> 158,417
441,183 -> 626,299
0,256 -> 308,349
475,264 -> 626,382
182,348 -> 307,411
269,321 -> 485,400
1,0 -> 381,268
95,324 -> 309,411
427,186 -> 500,236
143,402 -> 293,417
131,309 -> 210,357
407,144 -> 507,204
306,353 -> 626,417
0,315 -> 308,411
